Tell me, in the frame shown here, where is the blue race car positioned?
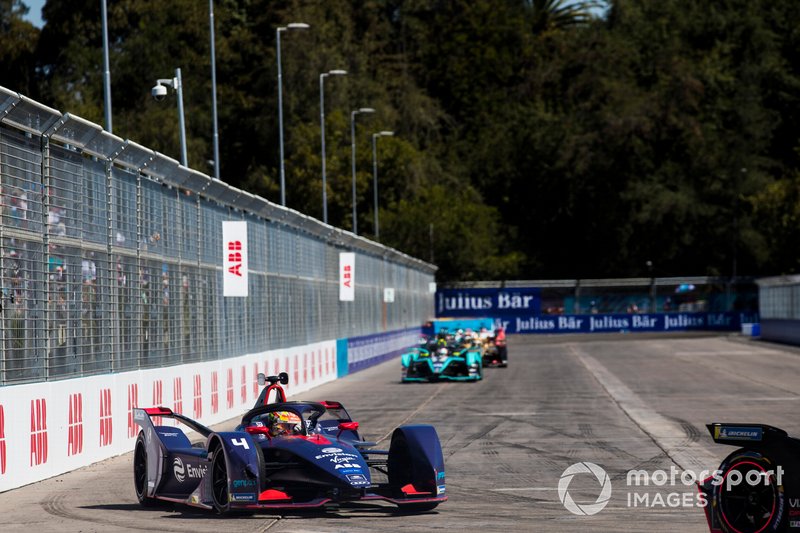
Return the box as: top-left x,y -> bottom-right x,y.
400,333 -> 482,382
132,373 -> 446,513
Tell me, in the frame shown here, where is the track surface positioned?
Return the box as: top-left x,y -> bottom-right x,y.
3,333 -> 800,532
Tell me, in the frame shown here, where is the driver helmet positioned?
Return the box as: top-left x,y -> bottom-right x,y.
267,410 -> 302,436
436,346 -> 449,358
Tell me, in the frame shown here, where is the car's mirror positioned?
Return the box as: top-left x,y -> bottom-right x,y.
279,372 -> 289,385
257,373 -> 266,386
245,425 -> 271,440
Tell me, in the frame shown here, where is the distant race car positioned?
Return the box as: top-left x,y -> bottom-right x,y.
698,422 -> 800,533
481,332 -> 507,368
400,333 -> 482,382
132,372 -> 446,513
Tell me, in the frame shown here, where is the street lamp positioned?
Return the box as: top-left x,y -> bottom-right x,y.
101,0 -> 112,133
151,68 -> 188,166
320,69 -> 348,224
372,130 -> 394,240
276,22 -> 310,206
209,0 -> 221,180
350,107 -> 375,234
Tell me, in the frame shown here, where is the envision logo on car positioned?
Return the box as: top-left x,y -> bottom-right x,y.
174,457 -> 186,482
322,447 -> 343,454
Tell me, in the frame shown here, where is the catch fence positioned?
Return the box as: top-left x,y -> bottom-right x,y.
0,87 -> 435,385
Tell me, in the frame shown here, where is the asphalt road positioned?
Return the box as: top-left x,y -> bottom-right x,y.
3,332 -> 799,532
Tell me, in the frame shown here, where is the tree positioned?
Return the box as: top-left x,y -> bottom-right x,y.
0,0 -> 39,96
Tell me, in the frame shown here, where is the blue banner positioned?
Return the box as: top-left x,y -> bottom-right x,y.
436,287 -> 541,317
497,312 -> 754,334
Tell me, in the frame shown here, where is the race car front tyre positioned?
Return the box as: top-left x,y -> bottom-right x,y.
713,451 -> 784,533
133,433 -> 158,507
211,447 -> 231,514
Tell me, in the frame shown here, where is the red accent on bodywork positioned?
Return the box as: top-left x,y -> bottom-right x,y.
320,400 -> 343,409
337,421 -> 359,438
262,384 -> 287,405
259,489 -> 291,501
400,483 -> 432,496
144,407 -> 173,416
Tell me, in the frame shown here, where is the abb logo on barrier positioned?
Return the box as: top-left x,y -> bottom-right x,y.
193,374 -> 202,419
240,366 -> 247,404
211,371 -> 219,415
30,398 -> 48,466
152,380 -> 163,425
173,378 -> 183,415
0,404 -> 6,474
226,368 -> 234,409
99,389 -> 113,447
326,348 -> 330,374
303,353 -> 308,384
311,351 -> 316,381
127,384 -> 139,438
294,355 -> 299,385
252,363 -> 259,398
67,393 -> 83,457
227,241 -> 243,277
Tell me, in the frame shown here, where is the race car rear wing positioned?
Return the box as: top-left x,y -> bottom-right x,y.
134,407 -> 214,438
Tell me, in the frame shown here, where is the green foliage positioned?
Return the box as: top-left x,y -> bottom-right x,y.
6,0 -> 800,280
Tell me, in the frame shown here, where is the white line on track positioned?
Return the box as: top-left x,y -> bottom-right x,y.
375,383 -> 453,443
569,344 -> 718,474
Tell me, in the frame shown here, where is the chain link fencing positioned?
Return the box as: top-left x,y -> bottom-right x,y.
0,87 -> 435,385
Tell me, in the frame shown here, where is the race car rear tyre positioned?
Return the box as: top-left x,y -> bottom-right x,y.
713,451 -> 784,533
133,433 -> 158,507
211,447 -> 231,514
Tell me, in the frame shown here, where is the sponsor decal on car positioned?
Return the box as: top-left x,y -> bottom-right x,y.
321,447 -> 343,453
714,426 -> 763,441
790,521 -> 800,529
346,474 -> 369,485
230,493 -> 256,502
315,451 -> 358,460
173,457 -> 207,482
233,479 -> 257,488
334,463 -> 361,469
437,484 -> 446,495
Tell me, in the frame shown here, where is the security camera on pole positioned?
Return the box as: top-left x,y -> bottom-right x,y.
151,68 -> 188,167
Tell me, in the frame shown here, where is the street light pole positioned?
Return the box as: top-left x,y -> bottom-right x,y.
350,107 -> 375,235
209,0 -> 220,180
101,0 -> 112,133
276,22 -> 310,206
152,68 -> 188,167
371,130 -> 394,240
319,69 -> 347,224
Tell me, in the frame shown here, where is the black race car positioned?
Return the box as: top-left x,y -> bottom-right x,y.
698,423 -> 800,533
133,373 -> 447,513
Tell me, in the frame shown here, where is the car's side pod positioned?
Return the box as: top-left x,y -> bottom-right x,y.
388,425 -> 446,497
699,423 -> 800,533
